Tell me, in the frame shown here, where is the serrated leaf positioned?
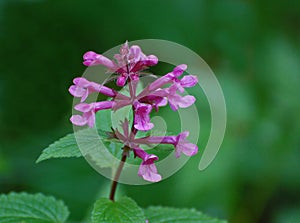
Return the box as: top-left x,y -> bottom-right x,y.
144,206 -> 227,223
36,109 -> 115,164
0,192 -> 69,223
36,132 -> 82,163
92,197 -> 145,223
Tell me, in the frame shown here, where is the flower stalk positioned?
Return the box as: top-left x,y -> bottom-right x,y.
109,146 -> 129,201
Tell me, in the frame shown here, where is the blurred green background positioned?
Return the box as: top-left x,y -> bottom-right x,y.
0,0 -> 300,222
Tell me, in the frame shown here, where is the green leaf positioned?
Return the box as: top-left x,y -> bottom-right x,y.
92,197 -> 145,223
36,132 -> 82,163
144,206 -> 227,223
0,192 -> 69,223
36,109 -> 114,164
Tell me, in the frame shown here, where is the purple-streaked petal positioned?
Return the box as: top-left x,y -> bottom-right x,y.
182,143 -> 198,156
145,55 -> 158,66
175,142 -> 198,158
138,163 -> 162,182
134,121 -> 154,131
129,45 -> 142,61
69,85 -> 86,98
157,97 -> 168,107
180,75 -> 198,88
174,131 -> 198,158
83,51 -> 116,69
168,93 -> 196,111
79,89 -> 89,102
177,95 -> 196,108
74,103 -> 93,112
70,115 -> 87,126
134,103 -> 154,131
73,77 -> 90,87
173,64 -> 187,77
84,112 -> 96,128
178,131 -> 189,139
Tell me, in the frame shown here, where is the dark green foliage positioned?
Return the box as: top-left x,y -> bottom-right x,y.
0,192 -> 69,223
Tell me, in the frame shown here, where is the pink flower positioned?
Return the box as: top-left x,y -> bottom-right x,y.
139,95 -> 167,111
167,85 -> 196,111
134,102 -> 154,131
69,77 -> 116,102
173,131 -> 198,158
147,64 -> 187,92
113,42 -> 158,86
157,64 -> 198,93
70,101 -> 114,128
180,75 -> 198,88
134,148 -> 161,182
135,131 -> 198,158
83,51 -> 116,69
145,64 -> 197,95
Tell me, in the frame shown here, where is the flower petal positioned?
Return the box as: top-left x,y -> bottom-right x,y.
172,64 -> 187,77
134,103 -> 154,131
180,75 -> 198,88
83,51 -> 116,69
85,112 -> 95,128
138,163 -> 162,182
73,77 -> 90,87
69,85 -> 86,98
70,115 -> 87,126
74,103 -> 93,112
177,95 -> 196,108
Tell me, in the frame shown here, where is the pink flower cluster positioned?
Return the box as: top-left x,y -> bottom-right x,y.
69,42 -> 198,182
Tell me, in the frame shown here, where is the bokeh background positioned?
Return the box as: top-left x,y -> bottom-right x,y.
0,0 -> 300,222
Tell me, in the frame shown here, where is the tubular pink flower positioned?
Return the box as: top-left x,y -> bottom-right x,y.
174,75 -> 198,93
171,64 -> 187,77
134,148 -> 161,182
134,102 -> 154,131
165,65 -> 198,93
167,85 -> 196,111
180,75 -> 198,88
69,77 -> 117,102
112,42 -> 158,86
135,131 -> 198,158
128,45 -> 158,71
173,131 -> 198,158
139,95 -> 168,111
70,101 -> 115,128
168,94 -> 196,111
83,51 -> 116,69
146,64 -> 188,93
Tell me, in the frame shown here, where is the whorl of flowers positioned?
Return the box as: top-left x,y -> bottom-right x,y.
69,42 -> 198,182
